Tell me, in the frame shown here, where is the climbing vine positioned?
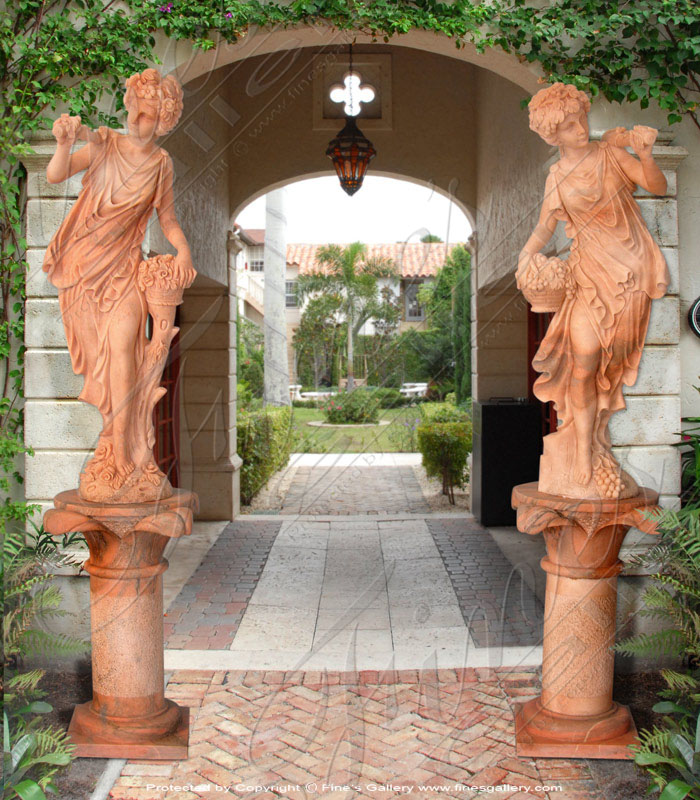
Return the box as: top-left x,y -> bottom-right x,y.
1,0 -> 698,530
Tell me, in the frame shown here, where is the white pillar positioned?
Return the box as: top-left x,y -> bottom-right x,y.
263,189 -> 290,406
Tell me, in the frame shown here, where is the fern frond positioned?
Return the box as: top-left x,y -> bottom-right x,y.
643,585 -> 678,613
656,573 -> 700,601
4,573 -> 53,600
633,725 -> 674,756
33,726 -> 76,758
18,630 -> 89,657
615,629 -> 687,658
7,670 -> 45,694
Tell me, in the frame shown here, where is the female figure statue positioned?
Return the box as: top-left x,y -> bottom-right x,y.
517,83 -> 668,500
44,69 -> 196,503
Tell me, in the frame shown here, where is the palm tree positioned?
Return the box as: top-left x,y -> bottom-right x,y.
296,242 -> 398,391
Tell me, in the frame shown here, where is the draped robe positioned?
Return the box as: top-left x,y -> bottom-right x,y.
43,128 -> 172,420
533,142 -> 669,432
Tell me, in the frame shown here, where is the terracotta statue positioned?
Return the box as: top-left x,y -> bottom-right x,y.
43,69 -> 196,503
516,83 -> 669,500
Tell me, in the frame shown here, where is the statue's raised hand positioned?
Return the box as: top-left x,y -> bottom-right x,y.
630,125 -> 657,160
52,114 -> 82,146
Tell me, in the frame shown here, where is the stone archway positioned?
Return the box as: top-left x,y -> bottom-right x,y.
22,28 -> 685,526
160,38 -> 547,519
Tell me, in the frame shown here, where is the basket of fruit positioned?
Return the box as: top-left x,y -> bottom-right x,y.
519,253 -> 575,313
137,254 -> 185,306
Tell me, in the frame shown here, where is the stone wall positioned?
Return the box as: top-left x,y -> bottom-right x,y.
610,145 -> 686,515
178,275 -> 240,520
23,134 -> 101,527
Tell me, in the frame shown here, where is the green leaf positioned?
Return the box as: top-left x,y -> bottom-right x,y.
659,780 -> 693,800
11,734 -> 37,772
635,751 -> 684,767
670,733 -> 696,771
654,701 -> 690,715
12,780 -> 48,800
16,701 -> 53,715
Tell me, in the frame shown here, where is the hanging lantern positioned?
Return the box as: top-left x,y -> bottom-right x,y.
326,115 -> 376,196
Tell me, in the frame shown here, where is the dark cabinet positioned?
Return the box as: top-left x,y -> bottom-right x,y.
471,401 -> 543,526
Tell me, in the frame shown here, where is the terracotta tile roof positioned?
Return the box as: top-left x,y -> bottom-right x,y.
239,228 -> 266,246
286,242 -> 456,278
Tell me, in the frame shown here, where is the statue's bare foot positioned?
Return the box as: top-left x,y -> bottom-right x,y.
574,446 -> 592,486
116,459 -> 135,481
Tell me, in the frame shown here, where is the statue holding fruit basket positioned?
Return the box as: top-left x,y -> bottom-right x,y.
516,83 -> 669,500
43,69 -> 196,504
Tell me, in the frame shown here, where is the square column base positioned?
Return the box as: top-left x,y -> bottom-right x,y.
68,702 -> 190,760
514,700 -> 638,759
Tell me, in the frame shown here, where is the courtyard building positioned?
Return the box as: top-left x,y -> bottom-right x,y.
233,227 -> 457,382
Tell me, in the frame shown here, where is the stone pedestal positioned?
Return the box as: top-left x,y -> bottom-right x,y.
44,489 -> 198,759
511,482 -> 659,759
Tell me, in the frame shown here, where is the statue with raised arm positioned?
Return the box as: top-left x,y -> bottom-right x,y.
516,83 -> 669,500
43,69 -> 196,503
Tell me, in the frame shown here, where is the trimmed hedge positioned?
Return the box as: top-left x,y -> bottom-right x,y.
417,419 -> 473,505
237,406 -> 293,504
371,387 -> 411,408
292,398 -> 323,409
419,402 -> 470,424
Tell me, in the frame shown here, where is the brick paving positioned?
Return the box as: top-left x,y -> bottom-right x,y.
280,466 -> 430,515
110,667 -> 599,800
426,519 -> 544,649
165,521 -> 282,650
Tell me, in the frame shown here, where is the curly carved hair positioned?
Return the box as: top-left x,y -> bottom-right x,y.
124,69 -> 184,136
528,83 -> 591,145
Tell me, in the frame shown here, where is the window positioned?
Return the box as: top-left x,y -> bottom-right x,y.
248,246 -> 264,272
285,280 -> 298,308
405,282 -> 425,321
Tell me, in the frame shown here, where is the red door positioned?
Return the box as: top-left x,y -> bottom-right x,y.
527,308 -> 557,436
152,311 -> 181,487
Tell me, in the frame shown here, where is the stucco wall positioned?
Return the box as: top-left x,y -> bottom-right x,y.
148,81 -> 230,287
213,45 -> 479,222
474,72 -> 552,293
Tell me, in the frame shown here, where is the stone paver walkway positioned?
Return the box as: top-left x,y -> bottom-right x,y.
163,515 -> 543,672
427,519 -> 543,648
280,466 -> 429,515
165,521 -> 282,650
110,668 -> 598,800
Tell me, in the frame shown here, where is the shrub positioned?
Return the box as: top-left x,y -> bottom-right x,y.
420,402 -> 470,424
372,387 -> 407,408
417,421 -> 472,504
615,408 -> 700,798
237,380 -> 253,408
240,358 -> 264,399
444,392 -> 456,405
237,406 -> 293,504
321,390 -> 379,424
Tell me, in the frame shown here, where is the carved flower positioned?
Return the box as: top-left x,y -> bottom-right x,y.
100,467 -> 118,485
137,254 -> 186,292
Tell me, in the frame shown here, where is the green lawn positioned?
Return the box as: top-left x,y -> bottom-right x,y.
291,406 -> 423,453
